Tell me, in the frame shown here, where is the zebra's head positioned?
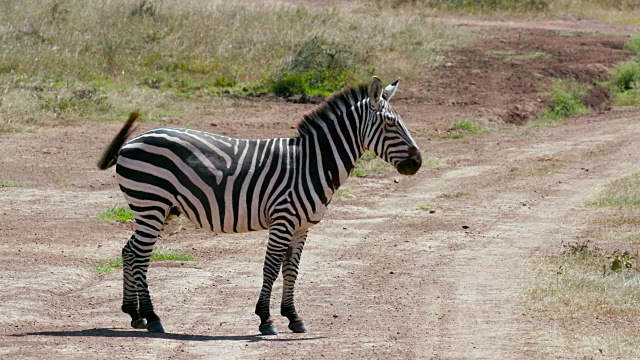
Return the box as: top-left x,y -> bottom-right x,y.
364,77 -> 422,176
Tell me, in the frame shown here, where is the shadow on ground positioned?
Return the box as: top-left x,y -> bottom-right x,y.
11,328 -> 324,342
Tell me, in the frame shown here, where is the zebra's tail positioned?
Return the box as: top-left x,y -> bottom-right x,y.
97,112 -> 139,170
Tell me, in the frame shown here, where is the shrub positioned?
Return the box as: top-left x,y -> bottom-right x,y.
267,36 -> 369,97
608,60 -> 640,92
627,35 -> 640,56
541,79 -> 590,119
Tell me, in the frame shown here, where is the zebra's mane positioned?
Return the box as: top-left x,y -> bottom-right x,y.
296,84 -> 369,138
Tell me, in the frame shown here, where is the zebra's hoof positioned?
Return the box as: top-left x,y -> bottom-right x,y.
259,323 -> 278,335
288,321 -> 308,333
131,318 -> 147,329
146,320 -> 165,333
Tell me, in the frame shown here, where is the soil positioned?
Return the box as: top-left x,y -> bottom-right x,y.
1,18 -> 640,359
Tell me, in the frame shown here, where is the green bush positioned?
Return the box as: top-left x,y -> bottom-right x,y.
266,37 -> 369,97
627,35 -> 640,56
541,79 -> 590,119
608,60 -> 640,92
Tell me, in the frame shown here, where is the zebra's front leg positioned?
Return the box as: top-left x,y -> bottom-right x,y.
255,222 -> 293,335
281,230 -> 308,333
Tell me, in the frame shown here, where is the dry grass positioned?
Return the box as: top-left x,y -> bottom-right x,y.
527,172 -> 640,358
0,0 -> 465,131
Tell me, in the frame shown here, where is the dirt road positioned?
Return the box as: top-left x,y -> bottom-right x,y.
1,20 -> 640,360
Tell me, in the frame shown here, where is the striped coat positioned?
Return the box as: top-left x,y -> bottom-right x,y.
98,77 -> 422,335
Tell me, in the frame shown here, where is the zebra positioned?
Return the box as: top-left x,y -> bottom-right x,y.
97,77 -> 422,335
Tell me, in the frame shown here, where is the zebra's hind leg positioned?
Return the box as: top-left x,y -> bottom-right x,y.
255,221 -> 294,335
121,240 -> 146,329
281,230 -> 308,333
122,223 -> 165,333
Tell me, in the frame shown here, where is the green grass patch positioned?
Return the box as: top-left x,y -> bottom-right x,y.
150,246 -> 195,262
505,51 -> 551,61
443,120 -> 485,139
351,151 -> 392,177
97,205 -> 135,223
421,153 -> 441,168
95,246 -> 195,275
485,50 -> 551,61
0,180 -> 24,187
95,257 -> 124,275
333,186 -> 353,201
538,79 -> 590,121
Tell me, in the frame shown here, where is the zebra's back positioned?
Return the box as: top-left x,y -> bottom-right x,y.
116,127 -> 297,233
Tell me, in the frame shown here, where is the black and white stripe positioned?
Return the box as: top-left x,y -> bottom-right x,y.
98,77 -> 422,335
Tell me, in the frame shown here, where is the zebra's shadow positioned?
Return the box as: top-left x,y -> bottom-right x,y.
12,328 -> 324,342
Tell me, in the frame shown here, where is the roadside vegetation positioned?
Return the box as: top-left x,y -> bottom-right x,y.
607,59 -> 640,107
95,245 -> 195,275
528,172 -> 640,358
533,79 -> 591,126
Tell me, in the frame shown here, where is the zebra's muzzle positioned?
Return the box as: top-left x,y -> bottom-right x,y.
396,147 -> 422,176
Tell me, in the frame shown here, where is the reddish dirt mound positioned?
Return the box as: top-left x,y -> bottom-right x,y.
402,27 -> 630,127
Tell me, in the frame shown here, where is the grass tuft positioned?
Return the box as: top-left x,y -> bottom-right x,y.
95,246 -> 195,275
333,186 -> 353,201
443,120 -> 485,139
589,172 -> 640,208
97,205 -> 135,223
0,180 -> 24,187
351,150 -> 392,177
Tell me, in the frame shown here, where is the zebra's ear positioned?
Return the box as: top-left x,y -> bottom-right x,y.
368,76 -> 384,109
384,79 -> 399,101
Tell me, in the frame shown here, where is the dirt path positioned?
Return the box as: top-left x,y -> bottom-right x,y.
2,19 -> 640,360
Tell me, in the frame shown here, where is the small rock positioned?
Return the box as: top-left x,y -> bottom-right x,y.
429,210 -> 436,214
462,225 -> 470,229
333,314 -> 339,318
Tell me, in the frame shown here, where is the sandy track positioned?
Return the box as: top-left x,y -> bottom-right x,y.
1,110 -> 639,359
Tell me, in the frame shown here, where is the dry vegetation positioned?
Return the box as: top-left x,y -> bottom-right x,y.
528,173 -> 640,358
0,0 -> 465,132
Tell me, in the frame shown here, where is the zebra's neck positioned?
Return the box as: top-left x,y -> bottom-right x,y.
295,87 -> 368,204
